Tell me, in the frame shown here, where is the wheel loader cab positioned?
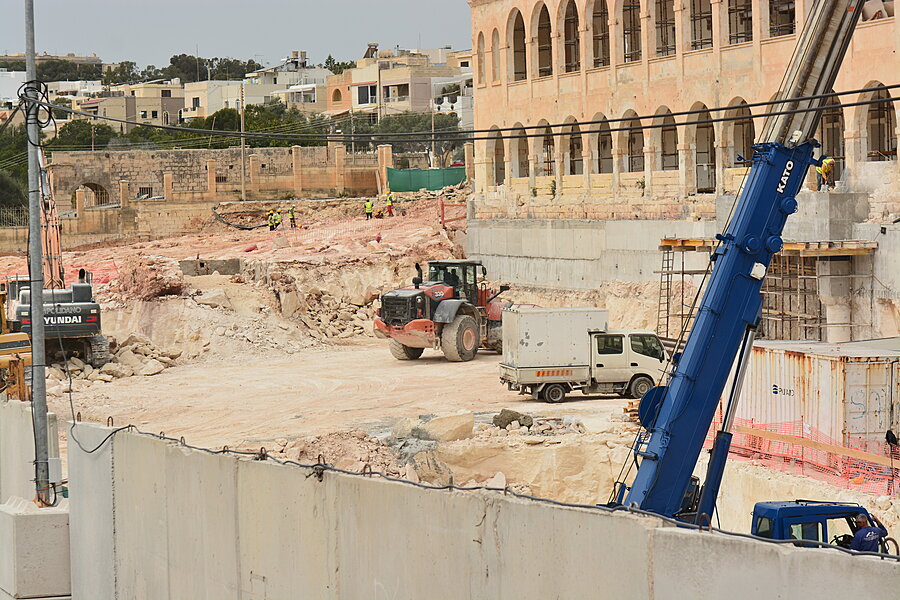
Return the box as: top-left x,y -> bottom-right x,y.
427,261 -> 479,305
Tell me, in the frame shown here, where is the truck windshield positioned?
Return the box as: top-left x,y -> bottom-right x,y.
428,265 -> 464,287
631,335 -> 666,360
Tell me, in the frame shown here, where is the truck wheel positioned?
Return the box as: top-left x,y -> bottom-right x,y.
441,315 -> 478,362
628,376 -> 654,399
542,384 -> 567,403
389,340 -> 424,360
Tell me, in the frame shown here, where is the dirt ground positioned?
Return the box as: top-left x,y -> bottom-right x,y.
53,337 -> 627,454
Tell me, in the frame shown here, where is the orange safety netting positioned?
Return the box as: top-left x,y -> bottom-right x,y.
705,415 -> 900,497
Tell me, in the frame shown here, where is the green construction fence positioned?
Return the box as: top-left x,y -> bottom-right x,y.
386,167 -> 467,193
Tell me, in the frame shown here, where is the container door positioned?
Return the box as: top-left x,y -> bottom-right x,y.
592,333 -> 629,383
844,361 -> 893,448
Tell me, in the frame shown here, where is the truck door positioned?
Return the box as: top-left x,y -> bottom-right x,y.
592,333 -> 629,384
628,334 -> 667,377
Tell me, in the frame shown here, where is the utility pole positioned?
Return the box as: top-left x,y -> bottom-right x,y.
24,0 -> 51,507
239,83 -> 247,201
350,110 -> 355,154
431,106 -> 437,168
91,122 -> 95,151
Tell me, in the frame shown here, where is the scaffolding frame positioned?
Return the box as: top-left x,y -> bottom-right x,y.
656,238 -> 877,341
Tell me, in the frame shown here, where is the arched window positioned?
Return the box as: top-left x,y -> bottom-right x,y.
332,89 -> 343,104
540,124 -> 556,176
816,93 -> 844,178
537,5 -> 553,77
867,88 -> 897,161
491,29 -> 501,82
769,0 -> 795,37
658,110 -> 678,170
566,121 -> 583,175
511,124 -> 529,177
691,0 -> 713,50
510,10 -> 527,81
592,1 -> 611,67
597,120 -> 613,173
656,0 -> 676,57
476,33 -> 486,83
627,116 -> 644,172
693,107 -> 716,191
623,1 -> 642,63
728,0 -> 753,43
730,102 -> 755,166
563,0 -> 581,72
491,129 -> 506,185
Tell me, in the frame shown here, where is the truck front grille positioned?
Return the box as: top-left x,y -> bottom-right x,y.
381,296 -> 413,326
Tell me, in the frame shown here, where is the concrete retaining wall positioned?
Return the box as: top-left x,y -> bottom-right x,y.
69,425 -> 900,599
467,218 -> 718,289
0,400 -> 59,504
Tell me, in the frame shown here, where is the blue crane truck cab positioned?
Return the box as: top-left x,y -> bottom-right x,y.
752,501 -> 889,552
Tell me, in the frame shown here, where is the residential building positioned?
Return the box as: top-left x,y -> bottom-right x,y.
47,80 -> 104,101
324,46 -> 470,120
0,69 -> 27,106
244,50 -> 332,87
73,79 -> 184,133
432,73 -> 475,129
469,0 -> 898,204
273,82 -> 328,114
0,52 -> 105,68
181,80 -> 286,120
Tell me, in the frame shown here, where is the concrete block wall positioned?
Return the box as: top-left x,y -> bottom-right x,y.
0,400 -> 59,504
468,219 -> 718,289
68,425 -> 900,600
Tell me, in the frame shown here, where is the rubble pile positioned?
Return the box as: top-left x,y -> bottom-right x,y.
46,333 -> 181,395
286,430 -> 402,475
106,256 -> 186,303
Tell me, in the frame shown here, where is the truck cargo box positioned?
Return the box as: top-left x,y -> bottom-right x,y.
501,306 -> 609,368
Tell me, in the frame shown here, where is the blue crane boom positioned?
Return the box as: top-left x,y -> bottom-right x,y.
622,0 -> 865,520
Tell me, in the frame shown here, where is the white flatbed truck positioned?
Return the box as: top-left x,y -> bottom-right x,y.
499,306 -> 668,403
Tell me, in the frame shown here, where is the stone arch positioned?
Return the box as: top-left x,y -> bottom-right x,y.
561,116 -> 584,175
534,119 -> 556,176
531,2 -> 554,77
488,127 -> 506,186
620,0 -> 642,63
510,122 -> 530,178
476,32 -> 486,84
591,113 -> 614,173
620,109 -> 644,173
816,90 -> 845,179
559,0 -> 581,73
507,8 -> 528,81
332,88 -> 343,104
724,98 -> 755,166
491,28 -> 502,82
652,107 -> 678,170
589,0 -> 611,68
686,102 -> 716,192
77,182 -> 112,208
859,83 -> 897,162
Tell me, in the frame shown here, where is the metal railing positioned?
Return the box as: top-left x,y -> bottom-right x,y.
0,207 -> 28,228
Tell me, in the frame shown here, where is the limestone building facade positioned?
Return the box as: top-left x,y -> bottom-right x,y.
469,0 -> 899,220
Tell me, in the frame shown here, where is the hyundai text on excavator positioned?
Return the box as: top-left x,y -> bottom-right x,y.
374,259 -> 510,362
1,150 -> 109,368
611,0 -> 896,554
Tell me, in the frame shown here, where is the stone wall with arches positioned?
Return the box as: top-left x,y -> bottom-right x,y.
470,0 -> 900,220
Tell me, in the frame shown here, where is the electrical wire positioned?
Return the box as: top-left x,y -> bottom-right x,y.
20,84 -> 900,145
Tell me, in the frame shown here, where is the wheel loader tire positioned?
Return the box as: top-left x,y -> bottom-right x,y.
441,315 -> 479,362
389,339 -> 424,360
542,383 -> 567,403
628,376 -> 654,400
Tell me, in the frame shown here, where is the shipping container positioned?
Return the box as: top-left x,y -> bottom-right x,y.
738,339 -> 900,449
501,306 -> 609,368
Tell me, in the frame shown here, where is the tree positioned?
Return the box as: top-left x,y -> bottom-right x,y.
0,171 -> 26,207
352,111 -> 466,167
102,61 -> 138,85
324,55 -> 356,75
36,60 -> 102,82
51,120 -> 117,150
0,125 -> 28,204
50,97 -> 72,120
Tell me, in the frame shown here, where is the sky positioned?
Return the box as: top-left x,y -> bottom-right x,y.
1,0 -> 473,69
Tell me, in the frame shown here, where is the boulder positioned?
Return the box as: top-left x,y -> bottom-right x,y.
413,412 -> 474,442
392,417 -> 420,439
196,289 -> 231,309
100,362 -> 133,378
493,408 -> 534,429
122,333 -> 152,348
68,356 -> 85,370
139,359 -> 166,376
116,349 -> 144,371
483,472 -> 507,489
280,290 -> 307,317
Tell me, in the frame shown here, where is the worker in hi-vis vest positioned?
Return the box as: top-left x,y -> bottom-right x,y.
385,193 -> 394,217
364,199 -> 374,220
816,155 -> 836,190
